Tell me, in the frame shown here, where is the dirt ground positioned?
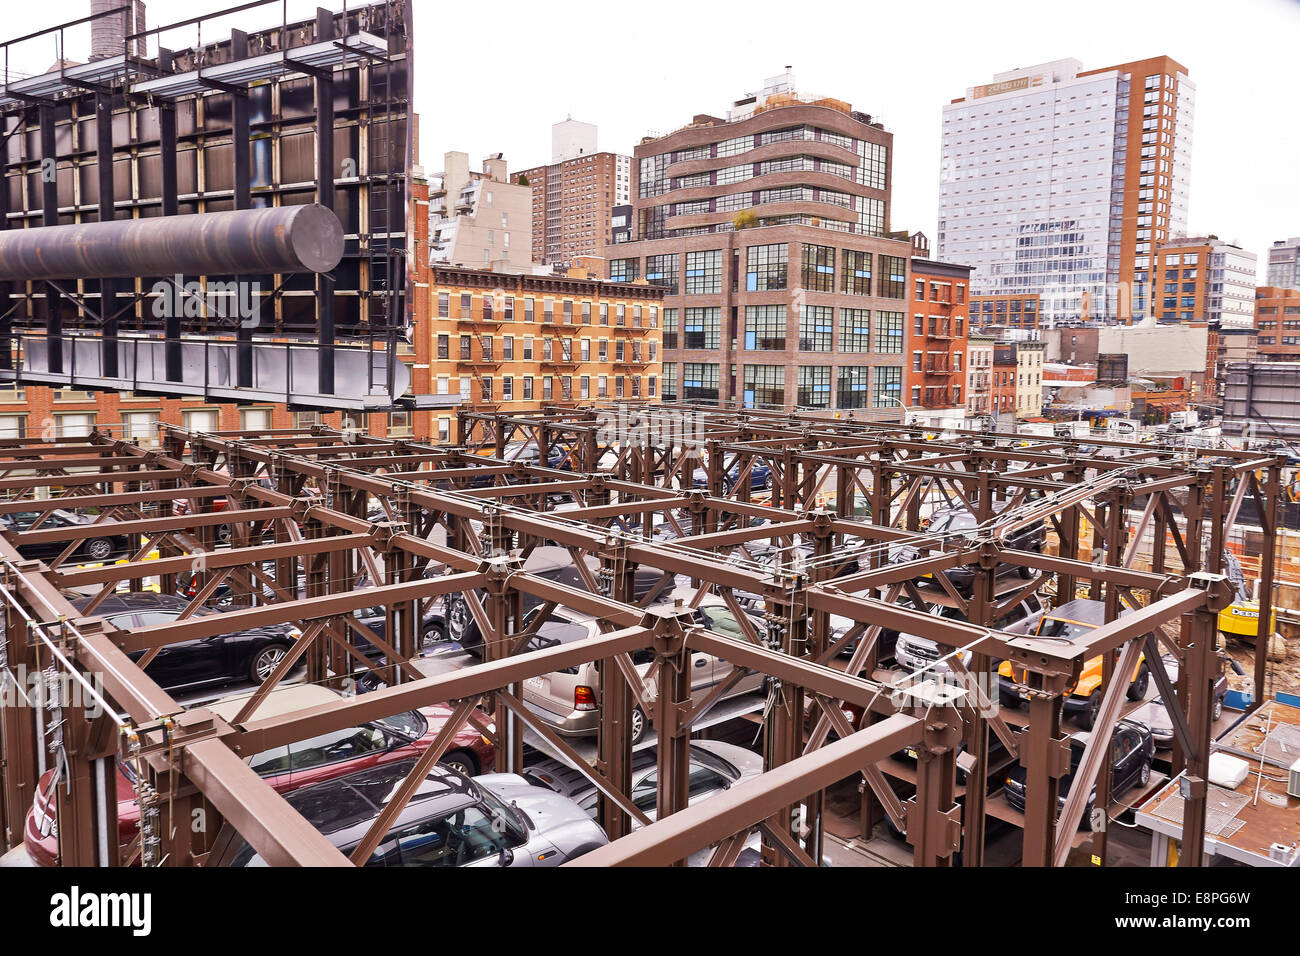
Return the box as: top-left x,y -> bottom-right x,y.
1223,636 -> 1300,698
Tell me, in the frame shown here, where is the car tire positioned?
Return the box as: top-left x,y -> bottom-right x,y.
1018,563 -> 1034,579
999,692 -> 1022,711
439,749 -> 480,777
1213,695 -> 1223,722
764,473 -> 775,493
1078,690 -> 1102,729
84,537 -> 115,562
421,623 -> 448,649
1126,664 -> 1150,701
1138,761 -> 1151,788
216,524 -> 232,545
630,706 -> 647,745
249,643 -> 291,683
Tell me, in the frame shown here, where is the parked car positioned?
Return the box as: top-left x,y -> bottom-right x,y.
523,740 -> 763,865
887,502 -> 1046,593
177,570 -> 449,650
73,593 -> 304,691
1128,655 -> 1229,749
0,509 -> 128,564
21,684 -> 495,867
997,600 -> 1151,728
691,459 -> 774,493
520,597 -> 767,744
447,546 -> 673,657
894,593 -> 1045,674
1003,718 -> 1156,825
217,759 -> 608,867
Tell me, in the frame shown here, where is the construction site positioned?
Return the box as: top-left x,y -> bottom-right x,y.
0,0 -> 1297,881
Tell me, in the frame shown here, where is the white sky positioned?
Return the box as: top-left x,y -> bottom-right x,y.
8,0 -> 1300,281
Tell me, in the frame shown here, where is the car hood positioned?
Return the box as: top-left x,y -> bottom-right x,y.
476,773 -> 595,831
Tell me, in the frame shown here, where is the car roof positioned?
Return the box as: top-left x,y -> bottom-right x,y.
280,758 -> 480,840
1044,599 -> 1109,626
206,684 -> 342,723
73,592 -> 191,615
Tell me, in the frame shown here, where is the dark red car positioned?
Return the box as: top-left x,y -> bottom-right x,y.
23,684 -> 494,867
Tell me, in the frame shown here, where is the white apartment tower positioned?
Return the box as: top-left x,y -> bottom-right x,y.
939,57 -> 1194,325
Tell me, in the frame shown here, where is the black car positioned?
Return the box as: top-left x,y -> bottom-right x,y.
1,509 -> 129,564
177,570 -> 447,651
73,593 -> 304,691
1003,718 -> 1155,825
888,503 -> 1046,593
447,546 -> 673,658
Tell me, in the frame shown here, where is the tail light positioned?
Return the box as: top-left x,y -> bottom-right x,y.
574,685 -> 598,712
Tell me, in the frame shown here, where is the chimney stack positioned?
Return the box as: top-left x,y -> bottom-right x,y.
90,0 -> 147,61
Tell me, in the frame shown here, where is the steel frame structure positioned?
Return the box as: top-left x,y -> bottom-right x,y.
0,405 -> 1282,868
0,0 -> 418,411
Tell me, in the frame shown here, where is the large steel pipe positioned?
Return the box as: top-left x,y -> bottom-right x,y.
0,204 -> 344,281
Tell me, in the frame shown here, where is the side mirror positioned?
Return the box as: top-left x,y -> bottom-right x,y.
498,847 -> 515,867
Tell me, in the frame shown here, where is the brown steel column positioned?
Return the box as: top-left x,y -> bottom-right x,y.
1180,573 -> 1230,867
1,567 -> 41,849
597,546 -> 635,841
654,627 -> 691,866
1253,463 -> 1282,708
1020,688 -> 1065,866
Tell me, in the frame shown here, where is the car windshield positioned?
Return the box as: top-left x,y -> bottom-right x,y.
374,709 -> 427,743
475,785 -> 528,843
1037,617 -> 1095,640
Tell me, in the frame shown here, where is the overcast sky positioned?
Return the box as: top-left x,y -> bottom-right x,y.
9,0 -> 1300,280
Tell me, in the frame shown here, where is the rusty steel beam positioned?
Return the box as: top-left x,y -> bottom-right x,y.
567,715 -> 922,867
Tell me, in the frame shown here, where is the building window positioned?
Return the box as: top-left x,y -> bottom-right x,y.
879,256 -> 907,299
437,418 -> 451,443
683,308 -> 721,349
874,311 -> 904,353
684,250 -> 722,295
180,409 -> 215,434
481,378 -> 493,402
842,250 -> 872,295
662,363 -> 677,402
682,363 -> 720,403
801,243 -> 836,292
798,367 -> 831,408
837,366 -> 870,409
646,254 -> 680,294
872,366 -> 902,409
122,411 -> 161,446
609,258 -> 639,283
840,309 -> 872,352
438,293 -> 449,318
388,411 -> 413,437
437,334 -> 449,360
744,306 -> 786,350
743,365 -> 784,409
502,376 -> 514,401
0,414 -> 26,439
746,244 -> 788,291
799,306 -> 834,351
663,309 -> 678,350
524,298 -> 535,322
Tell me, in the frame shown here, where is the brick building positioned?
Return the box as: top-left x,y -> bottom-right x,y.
907,258 -> 972,411
516,121 -> 632,268
613,73 -> 917,417
1254,286 -> 1300,361
429,266 -> 664,443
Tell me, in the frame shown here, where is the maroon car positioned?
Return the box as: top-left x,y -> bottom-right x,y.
23,684 -> 494,867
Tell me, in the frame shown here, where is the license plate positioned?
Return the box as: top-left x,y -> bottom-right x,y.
525,676 -> 548,692
905,748 -> 918,760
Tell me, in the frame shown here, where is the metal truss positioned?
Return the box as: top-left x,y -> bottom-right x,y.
0,406 -> 1283,867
